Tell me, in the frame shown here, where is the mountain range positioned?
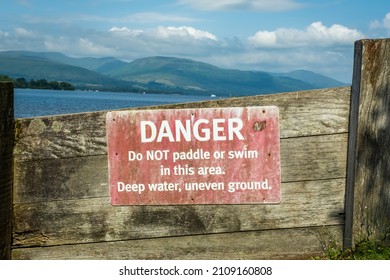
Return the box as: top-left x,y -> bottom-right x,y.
0,51 -> 347,97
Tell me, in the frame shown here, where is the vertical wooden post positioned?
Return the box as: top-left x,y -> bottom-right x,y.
0,82 -> 13,259
344,39 -> 390,248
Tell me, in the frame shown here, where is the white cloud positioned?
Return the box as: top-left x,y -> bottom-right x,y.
14,27 -> 36,38
177,0 -> 302,11
248,22 -> 364,48
78,38 -> 114,56
107,25 -> 218,53
109,25 -> 218,41
249,31 -> 277,47
154,26 -> 218,41
109,27 -> 144,36
385,13 -> 390,29
370,12 -> 390,30
44,36 -> 76,53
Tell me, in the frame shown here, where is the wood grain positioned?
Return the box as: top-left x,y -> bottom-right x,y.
13,133 -> 348,204
0,82 -> 13,260
13,178 -> 345,247
11,225 -> 343,260
348,39 -> 390,244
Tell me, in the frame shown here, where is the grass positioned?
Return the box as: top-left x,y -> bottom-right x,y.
316,239 -> 390,260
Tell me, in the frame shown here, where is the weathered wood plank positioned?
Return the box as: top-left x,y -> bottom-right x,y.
0,82 -> 14,260
13,87 -> 350,162
13,178 -> 345,247
347,39 -> 390,245
14,155 -> 108,203
344,40 -> 363,248
11,225 -> 343,260
14,133 -> 348,203
14,111 -> 107,161
281,133 -> 347,182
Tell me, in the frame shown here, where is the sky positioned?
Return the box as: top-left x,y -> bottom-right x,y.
1,1 -> 390,83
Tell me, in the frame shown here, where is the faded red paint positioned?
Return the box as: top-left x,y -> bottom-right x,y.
106,106 -> 281,205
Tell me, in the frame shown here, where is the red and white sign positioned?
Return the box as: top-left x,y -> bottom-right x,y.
106,106 -> 281,205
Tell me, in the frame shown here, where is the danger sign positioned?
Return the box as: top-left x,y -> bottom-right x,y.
106,106 -> 281,205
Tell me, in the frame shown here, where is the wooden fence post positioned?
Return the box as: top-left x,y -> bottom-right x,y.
344,39 -> 390,248
0,82 -> 13,259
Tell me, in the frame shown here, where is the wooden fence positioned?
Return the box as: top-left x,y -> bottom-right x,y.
1,39 -> 389,259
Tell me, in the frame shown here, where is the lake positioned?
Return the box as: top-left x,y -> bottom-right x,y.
14,88 -> 216,118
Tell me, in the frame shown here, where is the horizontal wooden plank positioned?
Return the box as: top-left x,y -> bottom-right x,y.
14,87 -> 350,161
281,133 -> 347,182
14,155 -> 108,203
14,111 -> 107,161
13,178 -> 345,247
11,225 -> 343,260
14,133 -> 347,203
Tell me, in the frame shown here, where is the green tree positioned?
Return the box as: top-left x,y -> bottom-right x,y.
15,78 -> 28,88
1,75 -> 75,90
59,81 -> 75,90
0,75 -> 14,82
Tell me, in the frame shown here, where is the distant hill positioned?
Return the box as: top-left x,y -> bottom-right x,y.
271,70 -> 346,89
0,51 -> 128,74
106,56 -> 313,95
0,51 -> 134,90
0,51 -> 347,96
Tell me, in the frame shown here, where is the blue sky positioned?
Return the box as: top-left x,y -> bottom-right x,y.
1,0 -> 390,83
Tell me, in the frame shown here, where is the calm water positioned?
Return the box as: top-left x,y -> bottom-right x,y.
14,89 -> 216,118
